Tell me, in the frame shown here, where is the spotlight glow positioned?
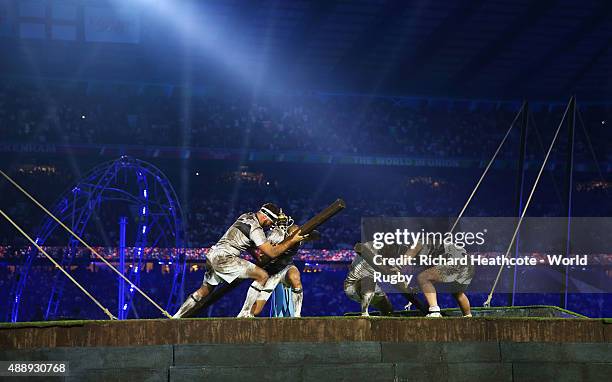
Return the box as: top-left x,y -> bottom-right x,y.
125,0 -> 270,87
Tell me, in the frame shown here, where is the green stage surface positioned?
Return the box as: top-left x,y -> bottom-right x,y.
345,305 -> 590,318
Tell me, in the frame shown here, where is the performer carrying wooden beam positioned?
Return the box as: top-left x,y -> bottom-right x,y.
186,199 -> 346,316
172,203 -> 305,318
237,222 -> 319,318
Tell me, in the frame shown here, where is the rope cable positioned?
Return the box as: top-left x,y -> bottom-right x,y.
0,209 -> 117,320
450,103 -> 525,233
483,99 -> 571,307
0,169 -> 172,318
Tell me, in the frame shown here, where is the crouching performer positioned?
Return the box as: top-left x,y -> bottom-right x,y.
172,203 -> 305,318
414,242 -> 474,317
344,242 -> 396,317
237,219 -> 313,318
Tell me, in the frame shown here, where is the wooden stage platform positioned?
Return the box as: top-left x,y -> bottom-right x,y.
0,316 -> 610,349
1,316 -> 610,381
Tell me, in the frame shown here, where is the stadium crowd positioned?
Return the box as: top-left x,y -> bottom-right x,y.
1,161 -> 610,249
1,82 -> 610,161
1,81 -> 610,322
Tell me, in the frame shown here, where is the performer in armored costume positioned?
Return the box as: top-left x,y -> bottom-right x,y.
344,241 -> 400,316
414,242 -> 474,317
172,203 -> 305,318
237,211 -> 309,317
349,239 -> 473,317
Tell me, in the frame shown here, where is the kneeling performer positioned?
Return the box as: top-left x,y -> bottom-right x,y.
172,203 -> 305,318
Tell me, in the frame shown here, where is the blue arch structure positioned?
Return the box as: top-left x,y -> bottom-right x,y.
7,156 -> 187,322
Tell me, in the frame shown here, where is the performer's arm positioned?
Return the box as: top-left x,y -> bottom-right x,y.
287,225 -> 319,242
258,229 -> 305,259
